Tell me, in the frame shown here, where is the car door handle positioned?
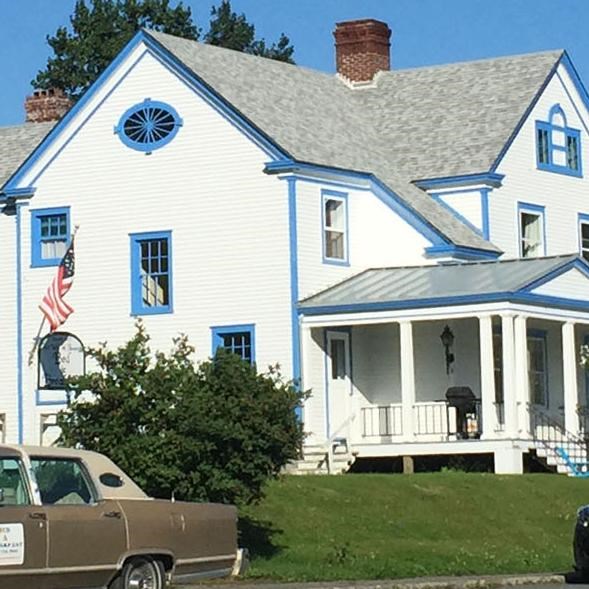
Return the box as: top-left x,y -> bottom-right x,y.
102,511 -> 122,519
29,512 -> 46,520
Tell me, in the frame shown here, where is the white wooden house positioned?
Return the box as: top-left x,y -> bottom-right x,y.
2,19 -> 589,474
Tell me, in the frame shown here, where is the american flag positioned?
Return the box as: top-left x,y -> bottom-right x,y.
39,239 -> 75,332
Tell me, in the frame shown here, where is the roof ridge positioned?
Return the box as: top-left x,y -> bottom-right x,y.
144,28 -> 335,80
358,253 -> 579,273
378,49 -> 564,77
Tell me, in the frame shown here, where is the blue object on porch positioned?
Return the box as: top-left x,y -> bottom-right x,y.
555,447 -> 589,478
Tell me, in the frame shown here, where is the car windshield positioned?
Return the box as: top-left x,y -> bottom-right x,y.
0,457 -> 30,506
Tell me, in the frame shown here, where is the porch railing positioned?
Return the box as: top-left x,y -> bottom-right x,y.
361,400 -> 482,439
414,401 -> 454,436
577,405 -> 589,440
530,404 -> 587,465
362,404 -> 403,437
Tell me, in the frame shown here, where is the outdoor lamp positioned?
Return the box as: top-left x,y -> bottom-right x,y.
440,325 -> 455,374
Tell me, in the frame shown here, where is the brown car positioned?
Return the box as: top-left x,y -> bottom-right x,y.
0,444 -> 247,589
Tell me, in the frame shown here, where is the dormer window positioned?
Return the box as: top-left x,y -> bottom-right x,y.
536,104 -> 582,177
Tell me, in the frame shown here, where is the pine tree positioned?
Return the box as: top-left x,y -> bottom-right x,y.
33,0 -> 295,101
205,0 -> 294,63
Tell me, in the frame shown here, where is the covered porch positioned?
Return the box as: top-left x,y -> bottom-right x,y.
298,255 -> 589,474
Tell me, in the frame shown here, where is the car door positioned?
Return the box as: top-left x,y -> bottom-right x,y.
0,456 -> 48,589
30,456 -> 127,589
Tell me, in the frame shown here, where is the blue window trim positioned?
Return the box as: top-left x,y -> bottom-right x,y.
517,202 -> 546,258
321,189 -> 350,266
578,213 -> 589,261
535,104 -> 582,178
211,324 -> 256,364
413,172 -> 504,190
115,98 -> 182,154
526,328 -> 549,408
129,230 -> 173,316
30,206 -> 70,268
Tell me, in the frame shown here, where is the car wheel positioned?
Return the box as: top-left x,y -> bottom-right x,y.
109,556 -> 164,589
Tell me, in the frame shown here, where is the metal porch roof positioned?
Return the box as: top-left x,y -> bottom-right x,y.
299,254 -> 582,312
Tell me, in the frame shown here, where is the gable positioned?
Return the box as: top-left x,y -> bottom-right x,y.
530,267 -> 589,301
4,33 -> 285,194
496,57 -> 589,175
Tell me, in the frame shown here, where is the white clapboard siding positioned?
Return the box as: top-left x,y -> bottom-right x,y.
531,268 -> 589,300
437,190 -> 484,235
14,47 -> 293,444
296,179 -> 433,301
0,213 -> 18,442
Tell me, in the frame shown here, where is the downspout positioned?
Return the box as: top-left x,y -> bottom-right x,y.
287,176 -> 302,419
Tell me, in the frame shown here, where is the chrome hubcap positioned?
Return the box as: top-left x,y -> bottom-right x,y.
128,561 -> 158,589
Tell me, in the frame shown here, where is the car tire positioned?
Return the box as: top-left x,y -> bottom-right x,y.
109,556 -> 164,589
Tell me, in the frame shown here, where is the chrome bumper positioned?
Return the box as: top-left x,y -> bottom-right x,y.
231,548 -> 250,577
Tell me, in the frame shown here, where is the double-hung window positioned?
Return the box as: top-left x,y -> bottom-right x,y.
31,207 -> 70,267
211,325 -> 255,364
130,231 -> 172,315
518,203 -> 545,258
536,104 -> 582,177
322,190 -> 348,264
579,214 -> 589,262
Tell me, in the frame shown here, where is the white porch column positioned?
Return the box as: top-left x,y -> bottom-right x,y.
501,314 -> 518,438
514,314 -> 530,438
300,324 -> 313,429
563,321 -> 580,437
479,315 -> 497,438
399,320 -> 416,441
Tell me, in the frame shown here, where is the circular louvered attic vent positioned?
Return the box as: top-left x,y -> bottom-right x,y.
115,99 -> 182,153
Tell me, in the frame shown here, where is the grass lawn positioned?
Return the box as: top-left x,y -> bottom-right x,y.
239,473 -> 588,581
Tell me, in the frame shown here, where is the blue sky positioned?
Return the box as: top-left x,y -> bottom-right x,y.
1,0 -> 589,126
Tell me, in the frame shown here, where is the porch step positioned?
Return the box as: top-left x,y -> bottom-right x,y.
284,444 -> 357,475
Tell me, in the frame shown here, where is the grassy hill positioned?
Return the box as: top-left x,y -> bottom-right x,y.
239,473 -> 588,581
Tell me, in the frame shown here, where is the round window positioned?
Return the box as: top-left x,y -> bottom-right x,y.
115,99 -> 182,153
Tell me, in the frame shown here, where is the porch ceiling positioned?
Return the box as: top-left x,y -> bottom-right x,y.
299,254 -> 589,315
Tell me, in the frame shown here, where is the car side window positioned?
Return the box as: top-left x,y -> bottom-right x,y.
0,458 -> 30,506
30,458 -> 96,506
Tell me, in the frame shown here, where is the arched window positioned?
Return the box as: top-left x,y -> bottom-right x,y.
38,332 -> 85,391
536,104 -> 582,176
114,99 -> 182,153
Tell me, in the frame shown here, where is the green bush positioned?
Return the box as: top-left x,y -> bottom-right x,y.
59,322 -> 306,505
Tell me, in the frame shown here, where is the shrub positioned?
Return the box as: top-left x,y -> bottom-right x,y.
59,322 -> 306,505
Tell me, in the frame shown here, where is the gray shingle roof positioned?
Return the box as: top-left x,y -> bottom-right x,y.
1,32 -> 562,254
147,30 -> 562,252
299,254 -> 579,310
0,122 -> 54,188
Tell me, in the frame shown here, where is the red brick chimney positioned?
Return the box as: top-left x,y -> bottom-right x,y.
25,89 -> 72,123
334,19 -> 392,83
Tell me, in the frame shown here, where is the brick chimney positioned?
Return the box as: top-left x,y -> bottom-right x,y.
25,89 -> 72,123
334,19 -> 392,83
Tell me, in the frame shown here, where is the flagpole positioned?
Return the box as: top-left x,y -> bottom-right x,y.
28,316 -> 46,366
29,225 -> 80,365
